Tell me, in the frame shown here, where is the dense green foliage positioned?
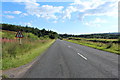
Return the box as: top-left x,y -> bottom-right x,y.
60,33 -> 120,39
1,23 -> 59,39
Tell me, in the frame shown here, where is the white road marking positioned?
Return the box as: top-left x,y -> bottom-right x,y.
64,43 -> 66,45
77,53 -> 87,60
68,46 -> 71,48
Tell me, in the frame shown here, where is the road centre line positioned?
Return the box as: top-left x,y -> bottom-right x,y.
77,53 -> 87,60
65,43 -> 87,60
68,46 -> 71,48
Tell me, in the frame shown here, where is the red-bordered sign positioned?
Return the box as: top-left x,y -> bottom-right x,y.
15,31 -> 24,38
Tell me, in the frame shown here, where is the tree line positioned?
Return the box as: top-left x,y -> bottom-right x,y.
1,23 -> 119,39
59,33 -> 120,39
1,23 -> 59,39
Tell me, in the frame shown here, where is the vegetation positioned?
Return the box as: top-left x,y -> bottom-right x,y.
1,23 -> 59,39
2,74 -> 9,78
1,23 -> 58,70
60,33 -> 120,39
2,30 -> 55,70
2,39 -> 55,70
65,38 -> 119,54
60,32 -> 119,54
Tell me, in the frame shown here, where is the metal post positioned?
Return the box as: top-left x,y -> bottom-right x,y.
19,38 -> 22,45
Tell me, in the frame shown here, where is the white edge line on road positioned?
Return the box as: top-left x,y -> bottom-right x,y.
77,53 -> 87,60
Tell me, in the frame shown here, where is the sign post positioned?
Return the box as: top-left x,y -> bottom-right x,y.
19,38 -> 22,44
15,31 -> 24,45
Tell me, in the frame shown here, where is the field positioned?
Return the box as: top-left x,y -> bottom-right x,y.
1,30 -> 55,70
65,38 -> 119,54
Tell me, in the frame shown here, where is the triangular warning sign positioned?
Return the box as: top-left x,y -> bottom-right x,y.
15,31 -> 24,38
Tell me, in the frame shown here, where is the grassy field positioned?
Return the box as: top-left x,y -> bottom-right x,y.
2,30 -> 55,70
65,38 -> 119,54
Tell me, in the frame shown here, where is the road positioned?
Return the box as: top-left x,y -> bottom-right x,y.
22,39 -> 118,78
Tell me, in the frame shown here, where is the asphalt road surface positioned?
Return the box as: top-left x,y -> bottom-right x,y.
22,39 -> 118,78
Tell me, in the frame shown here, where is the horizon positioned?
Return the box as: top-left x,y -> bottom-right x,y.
2,0 -> 118,35
1,23 -> 119,35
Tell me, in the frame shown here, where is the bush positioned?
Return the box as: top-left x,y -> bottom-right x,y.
106,42 -> 113,49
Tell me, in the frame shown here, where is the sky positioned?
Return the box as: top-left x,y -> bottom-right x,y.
1,0 -> 119,34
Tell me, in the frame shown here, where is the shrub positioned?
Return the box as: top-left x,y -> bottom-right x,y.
106,42 -> 113,49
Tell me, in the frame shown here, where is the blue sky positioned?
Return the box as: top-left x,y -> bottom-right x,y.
2,0 -> 118,34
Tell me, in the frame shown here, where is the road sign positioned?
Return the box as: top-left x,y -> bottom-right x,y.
15,31 -> 24,38
15,31 -> 24,45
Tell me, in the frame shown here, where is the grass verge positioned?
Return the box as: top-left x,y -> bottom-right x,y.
2,39 -> 55,70
65,39 -> 119,55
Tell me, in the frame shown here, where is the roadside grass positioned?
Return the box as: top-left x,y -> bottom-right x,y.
2,74 -> 9,78
65,39 -> 119,54
83,38 -> 118,41
2,30 -> 55,70
2,39 -> 55,70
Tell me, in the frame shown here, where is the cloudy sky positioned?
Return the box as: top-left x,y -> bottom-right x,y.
2,0 -> 118,34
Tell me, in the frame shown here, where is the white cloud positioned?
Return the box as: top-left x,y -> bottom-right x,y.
5,15 -> 15,19
9,1 -> 64,20
38,5 -> 63,19
76,0 -> 118,20
71,0 -> 105,12
62,0 -> 118,20
63,6 -> 77,19
13,11 -> 22,14
53,21 -> 57,23
93,18 -> 107,23
24,22 -> 32,26
84,18 -> 107,27
24,1 -> 64,20
13,0 -> 37,2
84,22 -> 101,27
4,11 -> 11,14
22,13 -> 28,16
11,0 -> 118,24
4,11 -> 22,14
62,20 -> 65,23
